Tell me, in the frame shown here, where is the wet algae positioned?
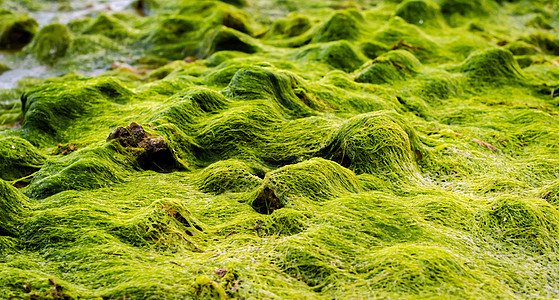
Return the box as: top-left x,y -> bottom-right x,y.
1,0 -> 559,298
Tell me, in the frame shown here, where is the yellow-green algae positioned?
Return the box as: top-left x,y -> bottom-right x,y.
1,0 -> 559,299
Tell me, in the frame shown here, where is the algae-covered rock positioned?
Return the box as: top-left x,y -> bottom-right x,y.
200,26 -> 259,58
295,40 -> 366,72
84,13 -> 135,40
226,67 -> 316,117
358,243 -> 510,298
268,13 -> 312,38
25,144 -> 132,199
373,17 -> 439,59
504,40 -> 540,56
359,41 -> 390,60
320,112 -> 421,179
438,0 -> 491,17
251,158 -> 360,214
0,12 -> 38,50
0,179 -> 27,238
0,136 -> 46,181
460,48 -> 524,83
265,208 -> 309,235
147,16 -> 198,46
198,159 -> 263,194
0,62 -> 9,74
21,77 -> 134,145
522,32 -> 559,56
395,0 -> 445,28
314,9 -> 364,43
30,23 -> 72,64
355,50 -> 422,84
478,195 -> 559,251
113,198 -> 205,252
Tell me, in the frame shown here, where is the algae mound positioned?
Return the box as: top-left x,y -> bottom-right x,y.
1,0 -> 559,299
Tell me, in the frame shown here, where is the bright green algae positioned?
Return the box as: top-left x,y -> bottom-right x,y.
1,0 -> 559,299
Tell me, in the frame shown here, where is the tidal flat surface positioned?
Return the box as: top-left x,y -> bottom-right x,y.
1,0 -> 559,298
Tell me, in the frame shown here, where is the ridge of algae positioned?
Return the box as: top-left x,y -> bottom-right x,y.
1,0 -> 559,299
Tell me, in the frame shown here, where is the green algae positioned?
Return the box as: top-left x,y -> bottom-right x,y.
0,136 -> 46,182
0,10 -> 38,50
1,0 -> 559,298
29,23 -> 72,64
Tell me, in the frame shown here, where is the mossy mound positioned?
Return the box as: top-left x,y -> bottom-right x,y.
112,198 -> 205,252
0,136 -> 46,181
373,17 -> 439,60
264,208 -> 310,235
21,77 -> 134,145
358,243 -> 510,298
0,62 -> 9,74
319,112 -> 422,180
459,48 -> 524,84
521,32 -> 559,56
0,179 -> 28,239
84,13 -> 136,40
504,40 -> 540,56
200,26 -> 259,58
251,158 -> 360,214
0,12 -> 37,50
395,0 -> 445,28
477,195 -> 559,252
225,67 -> 317,117
197,159 -> 263,194
268,13 -> 312,39
29,23 -> 72,64
314,9 -> 364,43
24,144 -> 133,199
437,0 -> 492,18
355,50 -> 422,84
295,41 -> 366,72
359,41 -> 390,60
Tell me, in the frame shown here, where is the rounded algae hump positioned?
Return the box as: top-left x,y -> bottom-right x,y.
395,0 -> 445,28
30,23 -> 72,64
460,48 -> 524,83
477,195 -> 559,251
197,159 -> 263,194
0,136 -> 46,182
314,9 -> 364,43
355,50 -> 422,84
251,158 -> 361,214
0,179 -> 28,238
295,41 -> 366,73
0,12 -> 38,50
320,111 -> 422,181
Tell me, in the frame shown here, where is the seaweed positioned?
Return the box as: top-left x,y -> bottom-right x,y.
314,9 -> 364,43
0,11 -> 37,50
0,0 -> 559,298
319,111 -> 423,182
294,40 -> 367,72
250,158 -> 360,214
355,50 -> 422,84
0,179 -> 28,240
200,26 -> 259,58
0,136 -> 46,182
459,48 -> 524,84
395,0 -> 446,28
29,23 -> 72,64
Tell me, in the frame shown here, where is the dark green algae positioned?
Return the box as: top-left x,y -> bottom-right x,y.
1,0 -> 559,299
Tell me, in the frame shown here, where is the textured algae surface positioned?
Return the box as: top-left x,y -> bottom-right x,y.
1,0 -> 559,298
